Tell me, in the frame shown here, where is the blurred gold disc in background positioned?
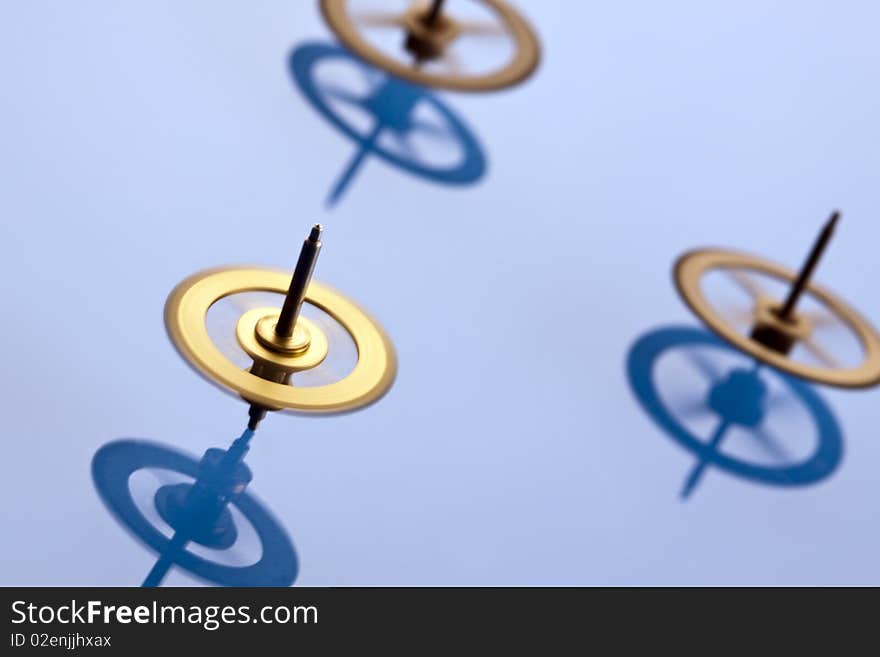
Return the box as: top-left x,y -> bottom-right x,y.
674,248 -> 880,388
320,0 -> 540,91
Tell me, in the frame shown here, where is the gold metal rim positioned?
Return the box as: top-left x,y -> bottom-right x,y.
165,266 -> 397,414
320,0 -> 541,92
674,248 -> 880,388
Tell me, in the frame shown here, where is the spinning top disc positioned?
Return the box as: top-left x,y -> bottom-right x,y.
165,266 -> 396,414
674,248 -> 880,388
320,0 -> 540,92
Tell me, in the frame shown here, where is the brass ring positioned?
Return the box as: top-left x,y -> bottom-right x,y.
674,248 -> 880,388
320,0 -> 541,92
165,266 -> 397,414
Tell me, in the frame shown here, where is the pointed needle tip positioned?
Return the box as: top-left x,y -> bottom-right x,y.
827,210 -> 841,230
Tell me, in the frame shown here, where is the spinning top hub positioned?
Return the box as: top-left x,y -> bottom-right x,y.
402,3 -> 460,61
255,313 -> 312,355
749,297 -> 814,355
236,307 -> 329,376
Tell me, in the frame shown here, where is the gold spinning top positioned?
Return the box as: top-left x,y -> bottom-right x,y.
165,225 -> 397,425
319,0 -> 541,92
674,211 -> 880,388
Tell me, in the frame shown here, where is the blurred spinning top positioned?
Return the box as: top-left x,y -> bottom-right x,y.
674,211 -> 880,388
165,224 -> 396,415
319,0 -> 540,91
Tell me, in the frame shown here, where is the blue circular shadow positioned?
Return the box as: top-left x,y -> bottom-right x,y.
626,326 -> 843,490
92,439 -> 298,587
289,41 -> 486,203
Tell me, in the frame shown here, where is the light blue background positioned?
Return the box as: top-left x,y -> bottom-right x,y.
1,1 -> 879,585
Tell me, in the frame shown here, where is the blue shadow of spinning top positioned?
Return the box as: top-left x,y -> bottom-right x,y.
290,41 -> 486,206
92,432 -> 298,587
626,326 -> 843,498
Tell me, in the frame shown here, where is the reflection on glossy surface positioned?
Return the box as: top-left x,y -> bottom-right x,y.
92,431 -> 298,587
290,41 -> 486,206
627,326 -> 843,499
